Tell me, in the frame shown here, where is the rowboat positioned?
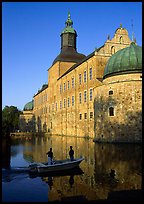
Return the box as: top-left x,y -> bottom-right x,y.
2,165 -> 84,182
29,166 -> 84,178
29,157 -> 84,174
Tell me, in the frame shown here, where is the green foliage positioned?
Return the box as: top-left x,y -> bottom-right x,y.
2,106 -> 22,138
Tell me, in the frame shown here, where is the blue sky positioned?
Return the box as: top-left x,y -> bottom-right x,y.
2,2 -> 142,111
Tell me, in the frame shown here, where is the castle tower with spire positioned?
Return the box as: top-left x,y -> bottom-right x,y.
52,12 -> 86,66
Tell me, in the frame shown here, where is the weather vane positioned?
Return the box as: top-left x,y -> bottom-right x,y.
131,19 -> 134,42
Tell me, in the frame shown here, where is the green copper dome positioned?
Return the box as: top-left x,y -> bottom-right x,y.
103,42 -> 142,79
23,100 -> 34,111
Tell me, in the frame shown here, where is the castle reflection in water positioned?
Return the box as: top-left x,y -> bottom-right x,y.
10,135 -> 142,201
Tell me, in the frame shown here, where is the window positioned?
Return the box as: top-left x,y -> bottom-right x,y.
84,113 -> 87,119
120,36 -> 123,44
79,74 -> 82,84
60,84 -> 62,94
52,103 -> 54,111
79,113 -> 82,120
84,91 -> 87,102
72,96 -> 74,106
89,68 -> 92,80
68,98 -> 70,107
90,112 -> 93,118
72,77 -> 74,88
60,101 -> 62,109
84,71 -> 87,82
90,89 -> 93,101
109,107 -> 114,116
111,46 -> 115,54
79,92 -> 82,104
64,99 -> 66,108
68,81 -> 70,90
64,83 -> 66,91
109,90 -> 113,95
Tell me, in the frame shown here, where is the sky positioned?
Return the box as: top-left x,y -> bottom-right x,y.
2,2 -> 142,111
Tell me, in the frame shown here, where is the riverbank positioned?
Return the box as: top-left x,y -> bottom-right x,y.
48,189 -> 143,203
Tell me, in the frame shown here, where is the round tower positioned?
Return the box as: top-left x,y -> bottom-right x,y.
94,42 -> 142,143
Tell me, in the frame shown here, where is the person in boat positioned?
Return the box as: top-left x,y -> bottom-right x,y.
46,148 -> 53,165
110,169 -> 116,179
69,146 -> 74,161
69,175 -> 74,188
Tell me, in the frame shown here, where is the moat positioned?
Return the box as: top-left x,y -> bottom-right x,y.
2,134 -> 142,202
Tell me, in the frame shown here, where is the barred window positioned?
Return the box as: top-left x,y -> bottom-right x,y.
56,102 -> 58,111
84,113 -> 87,119
79,113 -> 82,120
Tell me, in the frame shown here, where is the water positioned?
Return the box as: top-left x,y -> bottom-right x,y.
2,135 -> 142,202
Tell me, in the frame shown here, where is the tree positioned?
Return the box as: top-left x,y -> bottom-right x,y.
2,106 -> 22,138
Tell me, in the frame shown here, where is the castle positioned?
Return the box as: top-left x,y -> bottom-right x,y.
19,12 -> 142,143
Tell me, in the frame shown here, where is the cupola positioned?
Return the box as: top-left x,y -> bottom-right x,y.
52,12 -> 86,65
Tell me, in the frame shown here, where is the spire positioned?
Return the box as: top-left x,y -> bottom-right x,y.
65,11 -> 73,27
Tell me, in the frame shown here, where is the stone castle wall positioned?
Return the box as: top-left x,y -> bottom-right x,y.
94,73 -> 142,142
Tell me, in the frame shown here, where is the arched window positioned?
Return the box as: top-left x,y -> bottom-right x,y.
109,107 -> 114,116
119,36 -> 123,44
111,46 -> 115,54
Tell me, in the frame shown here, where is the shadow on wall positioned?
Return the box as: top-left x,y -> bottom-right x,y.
19,115 -> 36,132
93,96 -> 142,143
19,115 -> 51,133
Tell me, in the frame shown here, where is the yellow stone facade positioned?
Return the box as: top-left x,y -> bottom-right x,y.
33,25 -> 132,138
